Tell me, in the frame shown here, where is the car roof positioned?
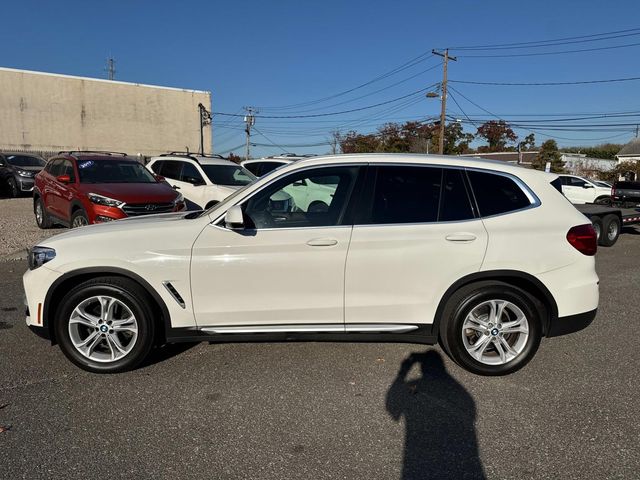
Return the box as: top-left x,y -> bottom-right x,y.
286,153 -> 554,179
1,152 -> 45,159
150,154 -> 238,166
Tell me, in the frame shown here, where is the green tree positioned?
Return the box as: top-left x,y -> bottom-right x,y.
476,120 -> 518,151
519,133 -> 536,151
534,139 -> 565,173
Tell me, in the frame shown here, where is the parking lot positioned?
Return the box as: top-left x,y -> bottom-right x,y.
0,205 -> 637,479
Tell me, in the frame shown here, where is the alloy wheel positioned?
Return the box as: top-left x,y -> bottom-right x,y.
461,299 -> 529,365
68,295 -> 138,362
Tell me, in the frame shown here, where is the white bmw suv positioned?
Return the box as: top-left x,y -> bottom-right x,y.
147,153 -> 256,209
24,154 -> 599,375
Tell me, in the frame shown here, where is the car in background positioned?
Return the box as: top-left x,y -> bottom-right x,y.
147,152 -> 256,209
0,152 -> 46,197
558,174 -> 611,204
592,180 -> 612,188
241,153 -> 315,177
612,180 -> 640,207
33,151 -> 185,228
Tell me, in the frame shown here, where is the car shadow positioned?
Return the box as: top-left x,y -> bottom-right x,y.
386,350 -> 485,480
137,342 -> 199,369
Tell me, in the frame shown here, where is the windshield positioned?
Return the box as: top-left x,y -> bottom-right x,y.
6,155 -> 46,167
77,159 -> 157,184
201,165 -> 256,186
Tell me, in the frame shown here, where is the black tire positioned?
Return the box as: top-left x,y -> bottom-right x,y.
54,276 -> 156,373
70,209 -> 90,228
34,197 -> 52,229
7,177 -> 19,197
439,281 -> 542,376
594,196 -> 611,206
600,214 -> 621,247
590,215 -> 603,244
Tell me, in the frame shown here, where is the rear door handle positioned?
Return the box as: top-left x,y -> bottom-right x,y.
307,238 -> 338,247
445,233 -> 477,243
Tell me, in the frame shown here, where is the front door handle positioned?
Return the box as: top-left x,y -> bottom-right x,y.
307,238 -> 338,247
172,185 -> 181,190
445,233 -> 477,243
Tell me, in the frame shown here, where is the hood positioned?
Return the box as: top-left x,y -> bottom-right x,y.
78,182 -> 179,203
41,212 -> 192,246
14,165 -> 44,172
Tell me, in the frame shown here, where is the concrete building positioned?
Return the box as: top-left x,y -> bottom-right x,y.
0,67 -> 212,158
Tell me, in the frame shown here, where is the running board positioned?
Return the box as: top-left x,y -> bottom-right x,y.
200,324 -> 419,334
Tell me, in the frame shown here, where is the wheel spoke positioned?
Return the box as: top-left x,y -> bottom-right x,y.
499,336 -> 518,358
99,296 -> 117,322
108,333 -> 127,354
468,334 -> 492,360
493,338 -> 507,363
70,306 -> 100,327
85,333 -> 103,356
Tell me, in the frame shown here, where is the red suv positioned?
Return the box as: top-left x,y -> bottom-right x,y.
33,151 -> 185,228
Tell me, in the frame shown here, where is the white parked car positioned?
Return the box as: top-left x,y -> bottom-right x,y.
24,154 -> 599,376
558,174 -> 611,204
147,153 -> 256,209
241,154 -> 315,177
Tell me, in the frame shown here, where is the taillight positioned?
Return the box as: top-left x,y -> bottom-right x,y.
567,224 -> 597,256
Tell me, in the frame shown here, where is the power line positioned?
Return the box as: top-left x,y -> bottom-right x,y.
456,41 -> 640,58
257,53 -> 435,111
213,86 -> 431,119
448,28 -> 640,50
450,76 -> 640,86
252,127 -> 287,153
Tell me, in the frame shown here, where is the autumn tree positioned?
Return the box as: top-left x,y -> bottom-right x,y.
476,120 -> 517,151
533,139 -> 565,173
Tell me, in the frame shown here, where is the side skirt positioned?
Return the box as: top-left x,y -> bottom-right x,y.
165,324 -> 437,346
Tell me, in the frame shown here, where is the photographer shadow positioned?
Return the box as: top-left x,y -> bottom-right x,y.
386,350 -> 485,480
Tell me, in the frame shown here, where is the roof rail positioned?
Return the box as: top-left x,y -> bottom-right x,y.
58,150 -> 128,157
159,152 -> 227,162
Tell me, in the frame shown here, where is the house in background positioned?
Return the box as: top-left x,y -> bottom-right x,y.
615,138 -> 640,181
560,153 -> 616,178
462,151 -> 538,165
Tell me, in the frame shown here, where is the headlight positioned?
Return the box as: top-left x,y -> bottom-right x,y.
28,246 -> 56,270
17,169 -> 34,178
173,192 -> 184,204
88,193 -> 124,207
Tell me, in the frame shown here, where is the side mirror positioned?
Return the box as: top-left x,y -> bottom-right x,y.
224,205 -> 244,230
56,174 -> 71,184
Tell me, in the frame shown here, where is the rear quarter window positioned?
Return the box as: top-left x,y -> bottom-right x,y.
467,170 -> 532,217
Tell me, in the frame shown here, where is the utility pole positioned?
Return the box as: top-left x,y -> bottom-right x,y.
432,49 -> 457,154
198,103 -> 212,155
244,107 -> 257,160
105,57 -> 116,80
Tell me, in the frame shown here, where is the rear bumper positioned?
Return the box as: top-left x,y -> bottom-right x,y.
547,308 -> 597,337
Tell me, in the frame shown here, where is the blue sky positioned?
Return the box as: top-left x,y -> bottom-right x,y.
2,0 -> 639,157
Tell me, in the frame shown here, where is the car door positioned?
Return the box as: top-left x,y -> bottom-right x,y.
179,162 -> 208,208
42,159 -> 63,218
344,165 -> 488,329
55,159 -> 77,221
158,160 -> 192,196
190,165 -> 361,328
561,176 -> 590,203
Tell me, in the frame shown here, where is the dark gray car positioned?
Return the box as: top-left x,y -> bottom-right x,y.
0,152 -> 46,197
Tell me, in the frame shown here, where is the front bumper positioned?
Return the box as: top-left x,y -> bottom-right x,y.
547,308 -> 597,337
23,265 -> 64,329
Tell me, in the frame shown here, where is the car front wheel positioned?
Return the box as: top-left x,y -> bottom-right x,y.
55,277 -> 155,373
440,282 -> 542,376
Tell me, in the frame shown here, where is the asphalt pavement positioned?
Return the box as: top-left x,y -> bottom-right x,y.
0,231 -> 639,479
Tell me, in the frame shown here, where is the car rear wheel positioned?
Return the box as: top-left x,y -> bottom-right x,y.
594,196 -> 611,206
439,282 -> 542,376
55,276 -> 155,373
71,209 -> 89,228
590,215 -> 603,243
34,197 -> 52,229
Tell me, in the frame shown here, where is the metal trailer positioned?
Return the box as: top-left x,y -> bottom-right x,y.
575,204 -> 640,247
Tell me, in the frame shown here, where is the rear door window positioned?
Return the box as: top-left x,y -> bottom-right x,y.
467,170 -> 532,217
180,162 -> 204,184
439,169 -> 475,222
150,161 -> 164,175
365,166 -> 443,224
